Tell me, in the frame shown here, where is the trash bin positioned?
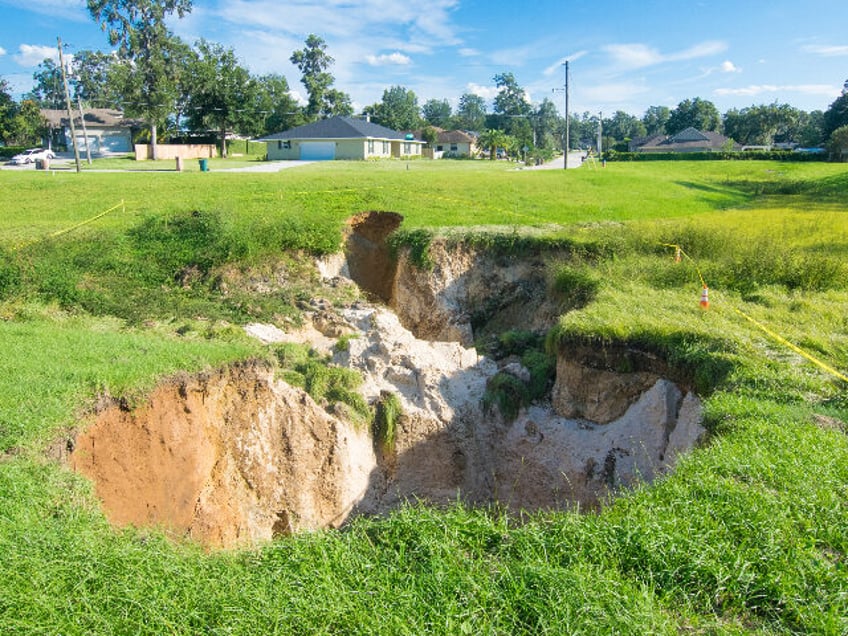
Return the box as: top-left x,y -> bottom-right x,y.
198,158 -> 209,172
35,159 -> 45,170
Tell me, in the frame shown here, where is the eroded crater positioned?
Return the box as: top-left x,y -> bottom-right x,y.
70,216 -> 707,549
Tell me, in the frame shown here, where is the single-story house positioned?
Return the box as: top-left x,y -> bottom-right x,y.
412,128 -> 478,158
629,127 -> 741,153
258,116 -> 424,161
41,108 -> 140,156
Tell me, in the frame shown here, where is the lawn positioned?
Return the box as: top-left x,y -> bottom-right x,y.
0,159 -> 846,634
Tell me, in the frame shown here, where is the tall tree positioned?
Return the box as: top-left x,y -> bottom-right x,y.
73,49 -> 122,107
667,97 -> 721,134
87,0 -> 192,159
0,78 -> 17,143
823,80 -> 848,141
30,58 -> 65,108
290,34 -> 339,121
492,72 -> 532,147
642,105 -> 670,136
422,98 -> 452,128
369,85 -> 420,131
9,99 -> 48,145
723,103 -> 802,146
453,92 -> 486,131
532,98 -> 562,149
184,39 -> 259,158
321,88 -> 353,118
604,110 -> 646,143
257,73 -> 304,135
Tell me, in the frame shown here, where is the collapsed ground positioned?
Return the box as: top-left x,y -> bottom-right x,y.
72,211 -> 704,548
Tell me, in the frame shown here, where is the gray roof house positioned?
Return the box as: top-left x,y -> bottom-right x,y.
41,108 -> 140,156
259,116 -> 424,161
629,127 -> 740,153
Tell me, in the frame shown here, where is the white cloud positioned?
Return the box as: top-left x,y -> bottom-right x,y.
543,51 -> 588,76
720,60 -> 740,73
466,82 -> 498,101
714,84 -> 840,98
0,47 -> 6,57
802,44 -> 848,57
1,0 -> 88,21
458,48 -> 479,57
13,44 -> 59,67
604,40 -> 727,70
582,82 -> 650,104
366,52 -> 412,66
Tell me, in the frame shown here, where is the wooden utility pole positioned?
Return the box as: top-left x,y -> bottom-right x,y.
76,95 -> 92,164
57,37 -> 81,173
563,61 -> 569,170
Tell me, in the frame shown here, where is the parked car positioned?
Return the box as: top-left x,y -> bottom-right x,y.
10,148 -> 55,165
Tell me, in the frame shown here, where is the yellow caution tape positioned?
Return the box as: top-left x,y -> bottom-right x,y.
11,200 -> 125,252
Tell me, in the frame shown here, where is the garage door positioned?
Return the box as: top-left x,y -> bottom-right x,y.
300,142 -> 336,160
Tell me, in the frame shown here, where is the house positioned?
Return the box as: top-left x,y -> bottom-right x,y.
412,128 -> 478,158
629,127 -> 740,153
258,116 -> 424,161
41,108 -> 140,156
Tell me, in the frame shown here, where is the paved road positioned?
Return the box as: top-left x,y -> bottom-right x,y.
521,151 -> 588,170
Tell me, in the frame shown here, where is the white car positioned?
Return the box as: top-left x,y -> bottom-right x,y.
10,148 -> 55,165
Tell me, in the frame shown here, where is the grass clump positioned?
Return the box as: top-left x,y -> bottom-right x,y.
272,343 -> 371,425
373,391 -> 404,452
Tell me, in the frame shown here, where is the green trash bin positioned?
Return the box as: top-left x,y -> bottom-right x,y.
198,158 -> 209,172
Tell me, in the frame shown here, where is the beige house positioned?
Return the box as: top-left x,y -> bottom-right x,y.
432,129 -> 478,158
41,109 -> 139,156
259,116 -> 424,161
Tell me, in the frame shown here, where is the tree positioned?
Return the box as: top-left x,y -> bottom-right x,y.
369,85 -> 420,131
642,105 -> 670,136
532,98 -> 562,149
9,99 -> 48,145
604,110 -> 646,145
491,72 -> 532,148
72,49 -> 122,107
453,92 -> 486,131
184,39 -> 259,158
87,0 -> 193,159
723,103 -> 802,146
477,128 -> 515,160
321,88 -> 353,118
257,73 -> 304,135
667,97 -> 721,134
823,81 -> 848,141
422,99 -> 452,128
826,124 -> 848,160
291,34 -> 340,121
797,110 -> 825,147
0,78 -> 17,142
30,58 -> 64,108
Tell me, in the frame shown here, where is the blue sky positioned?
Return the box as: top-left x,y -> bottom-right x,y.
1,0 -> 846,118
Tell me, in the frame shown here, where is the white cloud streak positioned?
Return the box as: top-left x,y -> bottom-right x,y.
13,44 -> 59,67
366,52 -> 412,66
802,44 -> 848,57
714,84 -> 839,97
604,40 -> 727,70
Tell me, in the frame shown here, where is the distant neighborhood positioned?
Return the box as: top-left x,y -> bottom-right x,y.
2,2 -> 848,163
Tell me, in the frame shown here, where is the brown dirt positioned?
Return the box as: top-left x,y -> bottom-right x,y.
344,211 -> 403,303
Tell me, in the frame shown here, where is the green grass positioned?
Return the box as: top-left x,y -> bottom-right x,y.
0,160 -> 847,634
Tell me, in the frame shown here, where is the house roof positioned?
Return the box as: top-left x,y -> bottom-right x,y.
630,127 -> 739,152
259,116 -> 417,142
40,108 -> 140,129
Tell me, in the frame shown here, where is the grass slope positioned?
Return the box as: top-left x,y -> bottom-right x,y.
0,160 -> 846,634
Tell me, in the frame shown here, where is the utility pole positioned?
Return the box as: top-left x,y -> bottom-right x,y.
597,111 -> 603,158
57,37 -> 81,173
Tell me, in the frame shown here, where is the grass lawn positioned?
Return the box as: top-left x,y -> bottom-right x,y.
0,159 -> 846,634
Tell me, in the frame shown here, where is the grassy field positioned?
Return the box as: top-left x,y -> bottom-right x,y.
1,159 -> 847,634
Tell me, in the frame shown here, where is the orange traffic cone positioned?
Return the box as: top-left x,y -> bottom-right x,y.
699,285 -> 709,309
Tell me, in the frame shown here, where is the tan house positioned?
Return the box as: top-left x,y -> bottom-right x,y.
432,129 -> 478,158
41,108 -> 139,156
259,116 -> 424,161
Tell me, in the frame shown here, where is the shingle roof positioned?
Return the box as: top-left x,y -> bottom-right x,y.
40,108 -> 140,128
258,116 -> 411,141
631,128 -> 739,152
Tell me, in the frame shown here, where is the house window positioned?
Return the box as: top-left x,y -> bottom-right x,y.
436,145 -> 444,151
383,141 -> 389,153
368,139 -> 374,153
278,140 -> 291,149
450,144 -> 458,151
404,143 -> 411,155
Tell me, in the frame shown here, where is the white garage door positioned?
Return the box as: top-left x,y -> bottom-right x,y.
300,142 -> 336,160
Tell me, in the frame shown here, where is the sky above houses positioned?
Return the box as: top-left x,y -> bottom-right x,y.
0,0 -> 846,118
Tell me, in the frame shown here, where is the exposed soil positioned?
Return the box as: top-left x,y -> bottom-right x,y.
70,215 -> 707,549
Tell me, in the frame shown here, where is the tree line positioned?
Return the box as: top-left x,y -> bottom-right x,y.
2,0 -> 847,160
